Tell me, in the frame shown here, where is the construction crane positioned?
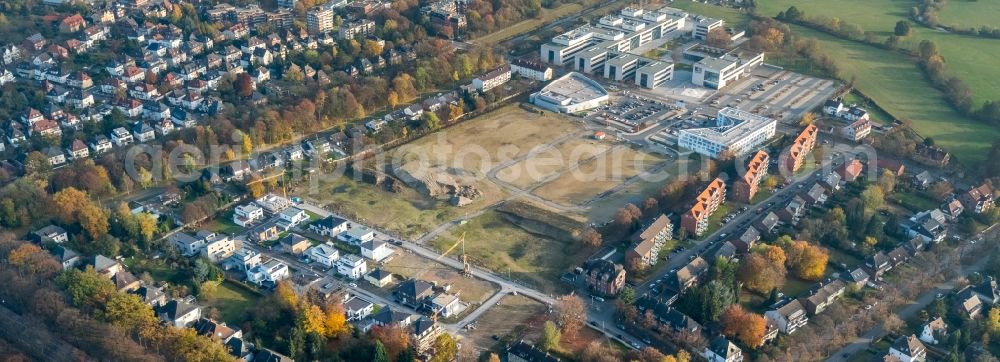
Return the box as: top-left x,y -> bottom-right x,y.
433,232 -> 471,276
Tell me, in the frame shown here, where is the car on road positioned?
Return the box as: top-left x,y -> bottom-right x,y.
348,282 -> 357,288
669,268 -> 678,273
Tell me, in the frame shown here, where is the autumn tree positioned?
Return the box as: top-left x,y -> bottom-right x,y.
719,305 -> 767,349
78,203 -> 110,239
783,240 -> 828,281
706,27 -> 732,48
800,112 -> 816,126
539,321 -> 561,351
430,333 -> 458,362
613,203 -> 642,234
738,253 -> 786,294
371,325 -> 410,361
556,294 -> 586,338
323,302 -> 349,337
988,308 -> 1000,336
580,227 -> 603,248
53,187 -> 90,224
235,73 -> 254,98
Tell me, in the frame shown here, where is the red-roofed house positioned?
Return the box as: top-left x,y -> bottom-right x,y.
681,178 -> 727,237
784,124 -> 817,173
60,14 -> 87,33
731,150 -> 769,203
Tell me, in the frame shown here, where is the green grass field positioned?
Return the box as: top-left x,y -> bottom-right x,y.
667,1 -> 751,29
782,23 -> 1000,165
205,281 -> 263,326
430,210 -> 587,294
303,175 -> 466,239
938,1 -> 1000,29
758,0 -> 1000,107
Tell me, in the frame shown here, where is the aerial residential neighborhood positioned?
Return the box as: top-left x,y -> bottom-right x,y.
1,0 -> 1000,361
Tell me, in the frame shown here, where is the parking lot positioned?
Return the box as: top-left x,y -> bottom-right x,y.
586,93 -> 683,133
708,66 -> 839,123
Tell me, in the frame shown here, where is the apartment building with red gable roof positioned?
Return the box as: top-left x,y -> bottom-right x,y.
731,150 -> 769,203
785,124 -> 817,173
681,178 -> 727,237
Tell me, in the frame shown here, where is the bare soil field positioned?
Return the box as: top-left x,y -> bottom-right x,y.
494,136 -> 612,190
533,146 -> 666,206
465,294 -> 548,350
391,105 -> 584,205
381,251 -> 499,305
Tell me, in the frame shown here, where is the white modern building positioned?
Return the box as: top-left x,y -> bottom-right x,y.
278,207 -> 308,228
233,203 -> 264,227
308,243 -> 340,267
677,107 -> 777,158
540,6 -> 688,67
692,50 -> 764,89
306,8 -> 334,34
338,226 -> 375,245
361,240 -> 392,262
635,61 -> 674,88
201,234 -> 238,262
530,72 -> 609,114
692,16 -> 724,40
337,254 -> 367,279
247,259 -> 289,285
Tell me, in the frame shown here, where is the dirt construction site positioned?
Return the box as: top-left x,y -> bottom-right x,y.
391,104 -> 674,222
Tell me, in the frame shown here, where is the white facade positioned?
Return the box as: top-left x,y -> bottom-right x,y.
308,243 -> 341,267
338,226 -> 375,245
201,235 -> 238,262
278,207 -> 308,227
530,72 -> 609,114
233,203 -> 264,227
510,59 -> 553,81
337,254 -> 367,279
361,240 -> 392,262
635,61 -> 674,88
540,7 -> 687,66
677,108 -> 776,158
472,66 -> 511,92
692,51 -> 764,89
247,259 -> 289,285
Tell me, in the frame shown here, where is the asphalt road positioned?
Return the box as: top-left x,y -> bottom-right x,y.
631,142 -> 851,298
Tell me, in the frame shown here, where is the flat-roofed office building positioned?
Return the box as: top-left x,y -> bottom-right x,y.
678,107 -> 776,158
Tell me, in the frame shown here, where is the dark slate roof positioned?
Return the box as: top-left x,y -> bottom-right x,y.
395,279 -> 433,300
508,340 -> 562,362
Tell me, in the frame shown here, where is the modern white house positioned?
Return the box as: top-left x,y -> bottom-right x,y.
338,226 -> 375,245
345,296 -> 375,321
361,240 -> 392,262
247,259 -> 290,285
337,254 -> 367,279
308,243 -> 340,267
309,215 -> 349,237
201,234 -> 238,262
226,249 -> 262,272
233,203 -> 264,227
278,207 -> 309,228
